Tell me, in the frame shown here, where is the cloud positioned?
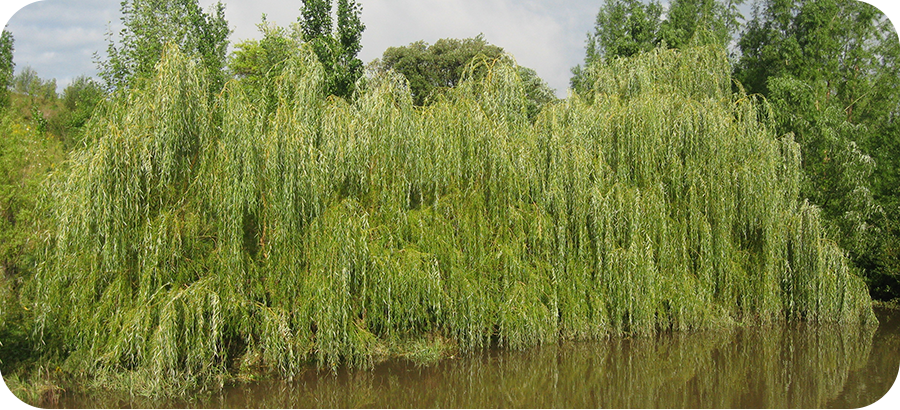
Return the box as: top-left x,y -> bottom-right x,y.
3,0 -> 121,88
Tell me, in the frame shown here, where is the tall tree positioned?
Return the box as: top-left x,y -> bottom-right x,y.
733,0 -> 888,98
735,0 -> 900,300
229,19 -> 296,84
571,0 -> 744,97
518,66 -> 557,121
298,0 -> 365,99
229,16 -> 301,119
589,0 -> 663,62
13,66 -> 57,101
0,29 -> 13,109
97,0 -> 230,95
59,75 -> 105,146
570,0 -> 663,96
658,0 -> 744,49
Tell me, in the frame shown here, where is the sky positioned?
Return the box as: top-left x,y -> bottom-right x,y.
0,0 -> 599,97
0,1 -> 899,98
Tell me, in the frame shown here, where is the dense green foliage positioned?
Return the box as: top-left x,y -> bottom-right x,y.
0,29 -> 13,109
574,0 -> 900,301
97,0 -> 230,95
379,36 -> 504,106
298,0 -> 365,99
20,43 -> 874,395
229,17 -> 312,121
735,0 -> 900,300
0,105 -> 65,376
736,0 -> 893,99
377,36 -> 556,119
58,75 -> 105,146
229,19 -> 296,89
570,0 -> 660,95
583,0 -> 663,62
658,0 -> 744,49
571,0 -> 743,96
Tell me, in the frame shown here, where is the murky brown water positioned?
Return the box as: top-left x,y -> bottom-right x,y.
52,308 -> 899,408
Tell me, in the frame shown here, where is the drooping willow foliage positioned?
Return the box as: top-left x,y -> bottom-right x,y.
28,43 -> 874,393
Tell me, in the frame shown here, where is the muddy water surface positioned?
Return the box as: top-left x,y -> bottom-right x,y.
52,308 -> 899,408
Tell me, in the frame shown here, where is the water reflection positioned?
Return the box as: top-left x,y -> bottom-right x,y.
55,309 -> 898,408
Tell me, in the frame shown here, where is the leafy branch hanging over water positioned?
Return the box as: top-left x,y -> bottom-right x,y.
27,43 -> 874,395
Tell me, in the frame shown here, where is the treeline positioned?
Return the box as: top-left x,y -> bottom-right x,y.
0,0 -> 894,401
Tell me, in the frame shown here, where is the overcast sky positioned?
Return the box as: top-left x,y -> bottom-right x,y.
1,0 -> 899,98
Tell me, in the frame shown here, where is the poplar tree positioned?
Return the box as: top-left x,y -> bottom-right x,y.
570,0 -> 662,97
571,0 -> 744,97
298,0 -> 365,99
658,0 -> 744,49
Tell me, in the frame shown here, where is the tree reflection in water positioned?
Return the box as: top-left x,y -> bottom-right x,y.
55,310 -> 899,408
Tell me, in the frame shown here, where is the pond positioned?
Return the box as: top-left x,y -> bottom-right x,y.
46,308 -> 900,408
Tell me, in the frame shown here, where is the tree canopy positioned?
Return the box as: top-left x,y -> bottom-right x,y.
96,0 -> 230,96
735,0 -> 900,300
298,0 -> 365,100
658,0 -> 744,49
377,35 -> 556,119
570,0 -> 743,96
12,66 -> 57,101
379,35 -> 504,106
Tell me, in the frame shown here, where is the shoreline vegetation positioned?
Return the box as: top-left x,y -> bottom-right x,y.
3,43 -> 877,403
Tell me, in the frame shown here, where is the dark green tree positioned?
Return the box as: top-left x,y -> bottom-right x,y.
588,0 -> 662,62
733,0 -> 888,98
658,0 -> 744,49
867,14 -> 900,298
0,29 -> 13,109
379,36 -> 504,106
298,0 -> 365,99
96,0 -> 230,95
62,76 -> 104,117
59,75 -> 105,146
735,0 -> 900,300
378,36 -> 555,119
517,66 -> 557,120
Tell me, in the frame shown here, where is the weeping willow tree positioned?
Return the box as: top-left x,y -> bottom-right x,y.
26,43 -> 874,395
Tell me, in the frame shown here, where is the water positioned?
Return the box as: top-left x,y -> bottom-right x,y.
51,308 -> 899,408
